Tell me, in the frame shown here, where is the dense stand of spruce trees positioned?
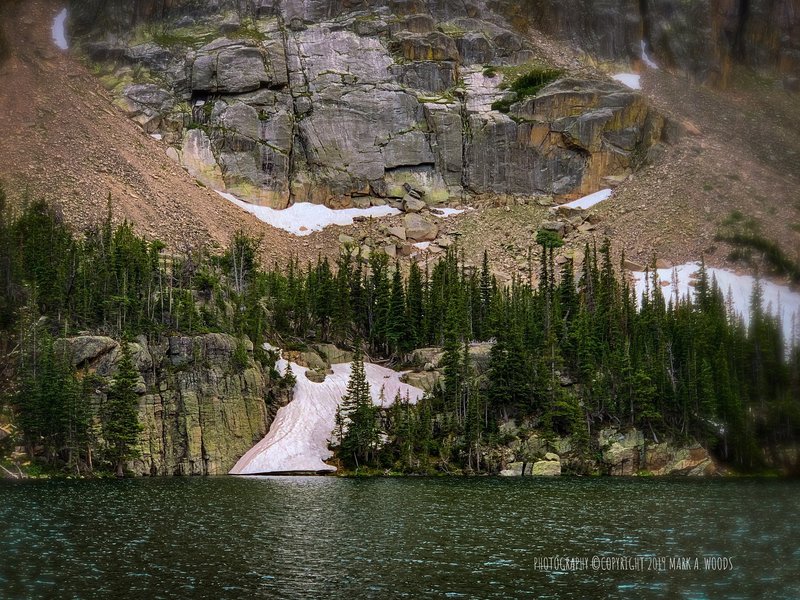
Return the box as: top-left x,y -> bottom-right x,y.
1,189 -> 798,475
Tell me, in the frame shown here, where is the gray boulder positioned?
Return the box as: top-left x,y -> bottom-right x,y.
314,344 -> 353,365
404,213 -> 438,241
192,39 -> 273,94
530,458 -> 562,476
55,336 -> 118,368
403,195 -> 426,212
499,462 -> 525,476
401,370 -> 442,392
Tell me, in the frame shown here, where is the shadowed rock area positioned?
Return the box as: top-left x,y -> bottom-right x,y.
56,333 -> 285,475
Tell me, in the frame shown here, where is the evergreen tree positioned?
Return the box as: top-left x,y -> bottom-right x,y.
103,341 -> 142,476
387,264 -> 407,355
406,262 -> 424,349
338,345 -> 378,469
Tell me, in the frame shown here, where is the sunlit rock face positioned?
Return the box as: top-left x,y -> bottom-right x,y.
230,360 -> 424,475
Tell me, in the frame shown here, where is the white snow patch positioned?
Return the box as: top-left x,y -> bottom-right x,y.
216,191 -> 400,236
612,73 -> 641,90
413,241 -> 431,250
149,133 -> 163,141
641,40 -> 659,69
431,207 -> 471,217
230,358 -> 424,475
560,188 -> 612,210
632,263 -> 800,344
52,8 -> 69,50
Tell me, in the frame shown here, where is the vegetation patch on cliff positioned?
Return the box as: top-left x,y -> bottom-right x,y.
491,64 -> 563,113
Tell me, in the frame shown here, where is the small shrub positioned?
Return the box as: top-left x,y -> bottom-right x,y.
490,97 -> 514,113
232,338 -> 250,372
227,19 -> 267,42
509,68 -> 564,97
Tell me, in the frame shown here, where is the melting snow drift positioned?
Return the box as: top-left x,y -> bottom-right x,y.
632,263 -> 800,344
230,358 -> 424,474
640,40 -> 659,69
432,207 -> 471,217
612,73 -> 641,90
52,9 -> 68,50
561,188 -> 612,210
217,191 -> 400,236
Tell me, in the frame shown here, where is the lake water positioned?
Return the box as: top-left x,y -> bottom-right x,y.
1,477 -> 798,599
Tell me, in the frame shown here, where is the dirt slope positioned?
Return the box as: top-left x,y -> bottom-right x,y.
599,66 -> 800,269
0,0 -> 320,261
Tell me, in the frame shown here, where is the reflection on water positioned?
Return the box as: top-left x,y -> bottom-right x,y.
1,477 -> 798,599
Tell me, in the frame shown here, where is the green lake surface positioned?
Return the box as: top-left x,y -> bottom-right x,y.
1,476 -> 798,599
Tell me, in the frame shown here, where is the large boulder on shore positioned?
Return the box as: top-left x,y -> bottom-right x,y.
530,455 -> 562,476
55,335 -> 118,368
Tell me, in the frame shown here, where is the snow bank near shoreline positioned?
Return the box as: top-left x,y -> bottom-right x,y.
631,263 -> 800,343
230,358 -> 424,475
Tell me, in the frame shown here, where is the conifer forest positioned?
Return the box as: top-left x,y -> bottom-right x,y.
1,190 -> 798,476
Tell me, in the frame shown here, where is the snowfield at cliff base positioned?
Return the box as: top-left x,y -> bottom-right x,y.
632,263 -> 800,344
216,191 -> 400,236
230,356 -> 424,474
561,188 -> 612,210
217,191 -> 467,236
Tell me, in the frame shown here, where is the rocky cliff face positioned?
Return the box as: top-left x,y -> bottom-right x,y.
496,0 -> 800,88
57,333 -> 283,476
69,0 -> 667,208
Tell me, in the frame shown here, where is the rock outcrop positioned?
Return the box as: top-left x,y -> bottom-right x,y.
70,0 -> 670,209
496,426 -> 718,476
598,427 -> 718,476
58,333 -> 282,476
